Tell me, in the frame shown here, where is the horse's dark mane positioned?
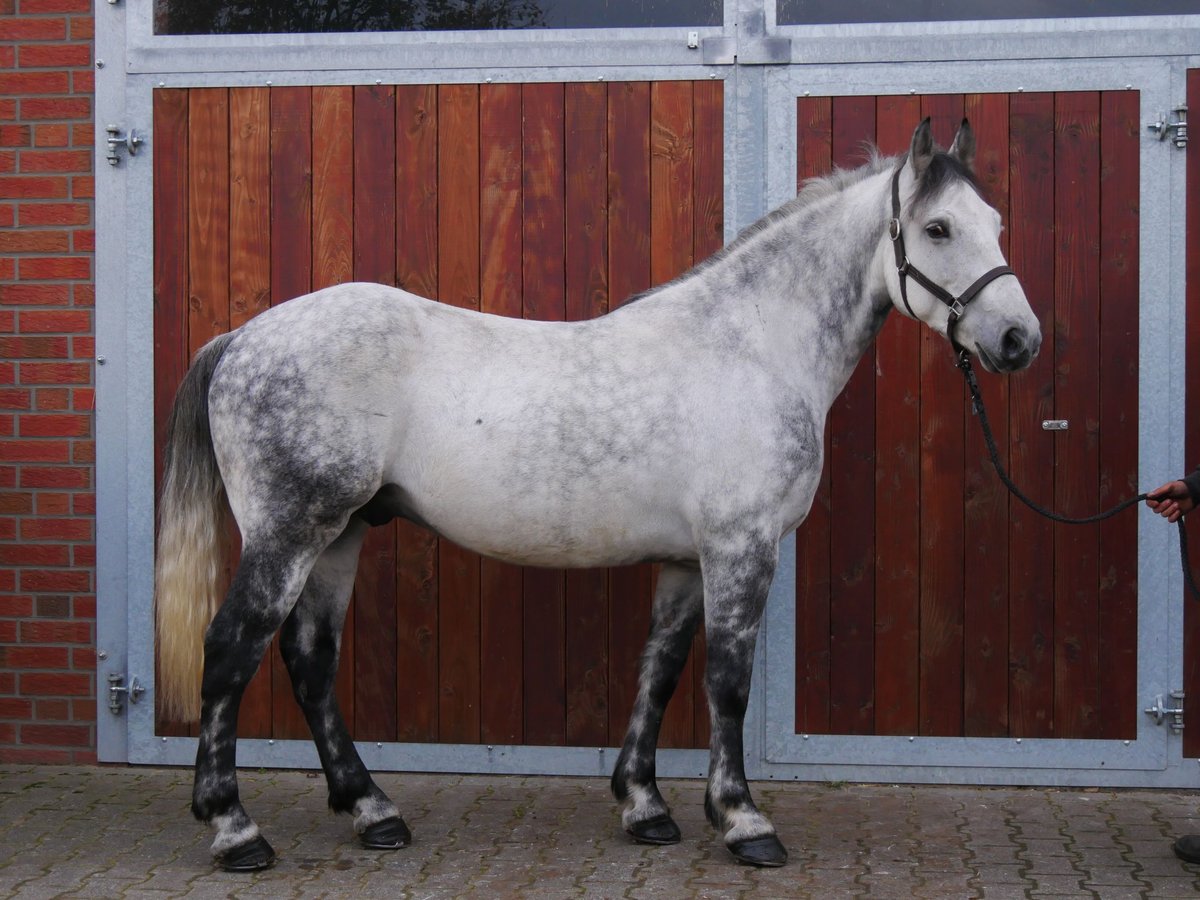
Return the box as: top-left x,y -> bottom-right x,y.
617,145 -> 979,308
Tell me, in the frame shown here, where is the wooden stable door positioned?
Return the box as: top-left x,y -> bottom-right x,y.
1184,68 -> 1200,759
794,91 -> 1141,741
153,81 -> 723,748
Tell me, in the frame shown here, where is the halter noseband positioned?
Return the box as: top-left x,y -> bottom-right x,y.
889,162 -> 1016,357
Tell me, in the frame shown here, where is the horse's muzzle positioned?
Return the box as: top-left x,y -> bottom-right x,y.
978,325 -> 1040,373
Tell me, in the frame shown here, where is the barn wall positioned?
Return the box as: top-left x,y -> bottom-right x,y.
0,0 -> 97,764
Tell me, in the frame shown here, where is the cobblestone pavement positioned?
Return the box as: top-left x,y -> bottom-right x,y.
3,767 -> 1200,898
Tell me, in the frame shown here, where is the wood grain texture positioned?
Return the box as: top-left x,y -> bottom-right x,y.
1096,90 -> 1139,741
1006,92 -> 1056,739
827,95 -> 877,736
871,94 -> 921,737
229,88 -> 270,329
269,87 -> 312,306
1184,68 -> 1200,759
962,92 -> 1011,738
1053,91 -> 1101,739
917,94 -> 966,737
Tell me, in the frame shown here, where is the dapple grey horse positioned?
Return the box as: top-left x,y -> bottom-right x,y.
155,119 -> 1040,871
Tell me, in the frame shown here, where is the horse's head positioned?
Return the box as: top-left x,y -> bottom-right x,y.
884,118 -> 1041,373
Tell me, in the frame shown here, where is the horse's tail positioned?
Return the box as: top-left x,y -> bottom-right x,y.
155,332 -> 236,723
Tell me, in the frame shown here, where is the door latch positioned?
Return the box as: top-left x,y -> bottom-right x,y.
1147,106 -> 1188,149
1144,691 -> 1184,733
107,672 -> 145,714
105,124 -> 143,166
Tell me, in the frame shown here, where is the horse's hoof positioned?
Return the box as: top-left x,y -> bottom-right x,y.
360,815 -> 411,850
728,833 -> 788,867
626,813 -> 682,845
217,835 -> 276,872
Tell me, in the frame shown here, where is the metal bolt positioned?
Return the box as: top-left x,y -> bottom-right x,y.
162,736 -> 168,743
98,650 -> 108,660
268,739 -> 274,745
485,77 -> 493,84
158,81 -> 165,88
375,78 -> 382,85
487,745 -> 493,751
96,356 -> 106,365
1017,87 -> 1025,93
908,736 -> 914,742
376,742 -> 382,748
95,60 -> 105,69
1015,738 -> 1022,744
266,80 -> 272,86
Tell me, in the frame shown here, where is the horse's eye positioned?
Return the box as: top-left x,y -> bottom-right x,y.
925,222 -> 949,239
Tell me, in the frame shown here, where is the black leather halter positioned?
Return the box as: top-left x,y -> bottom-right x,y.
889,162 -> 1016,357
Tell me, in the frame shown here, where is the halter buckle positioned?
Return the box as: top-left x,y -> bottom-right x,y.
949,299 -> 965,318
888,218 -> 902,241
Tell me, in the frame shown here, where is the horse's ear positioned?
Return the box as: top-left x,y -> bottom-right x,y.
909,117 -> 934,179
949,118 -> 976,171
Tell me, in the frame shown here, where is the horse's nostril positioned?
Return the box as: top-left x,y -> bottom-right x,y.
1001,327 -> 1026,362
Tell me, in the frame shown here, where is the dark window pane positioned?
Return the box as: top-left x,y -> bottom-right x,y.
779,0 -> 1198,24
155,0 -> 721,35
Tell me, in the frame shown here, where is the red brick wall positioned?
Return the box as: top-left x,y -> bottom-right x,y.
0,0 -> 97,763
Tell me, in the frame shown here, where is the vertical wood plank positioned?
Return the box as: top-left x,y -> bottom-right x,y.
394,84 -> 440,741
270,87 -> 312,306
606,81 -> 654,742
479,82 -> 525,744
650,80 -> 697,749
794,95 -> 833,735
1007,92 -> 1056,739
690,78 -> 723,748
564,81 -> 611,748
352,84 -> 400,743
229,88 -> 271,329
311,86 -> 357,726
312,87 -> 354,292
1053,91 -> 1102,739
917,94 -> 966,737
1097,90 -> 1140,741
872,94 -> 922,737
152,88 -> 190,737
962,92 -> 1011,738
437,83 -> 482,744
827,95 -> 877,736
187,88 -> 230,352
1183,68 -> 1200,759
521,82 -> 568,746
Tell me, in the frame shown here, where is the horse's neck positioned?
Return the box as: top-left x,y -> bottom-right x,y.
713,170 -> 894,411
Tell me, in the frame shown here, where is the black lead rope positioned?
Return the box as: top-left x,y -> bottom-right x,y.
956,351 -> 1200,601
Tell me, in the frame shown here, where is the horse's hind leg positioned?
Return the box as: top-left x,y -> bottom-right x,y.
701,532 -> 787,867
611,562 -> 703,845
191,529 -> 336,871
278,517 -> 409,850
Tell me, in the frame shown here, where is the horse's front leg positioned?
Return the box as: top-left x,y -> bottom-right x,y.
701,532 -> 788,867
279,518 -> 410,851
611,563 -> 703,845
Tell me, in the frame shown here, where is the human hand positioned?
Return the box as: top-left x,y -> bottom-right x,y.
1146,480 -> 1195,523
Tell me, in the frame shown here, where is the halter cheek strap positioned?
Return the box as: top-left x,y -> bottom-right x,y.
889,164 -> 1016,355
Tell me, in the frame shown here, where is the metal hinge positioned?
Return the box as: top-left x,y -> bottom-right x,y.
105,124 -> 143,166
107,672 -> 145,715
1144,690 -> 1184,733
1147,105 -> 1188,149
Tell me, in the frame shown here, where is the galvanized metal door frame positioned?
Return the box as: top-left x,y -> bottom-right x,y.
753,55 -> 1198,787
96,0 -> 1200,784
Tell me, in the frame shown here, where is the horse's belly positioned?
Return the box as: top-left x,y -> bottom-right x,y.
399,468 -> 694,569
